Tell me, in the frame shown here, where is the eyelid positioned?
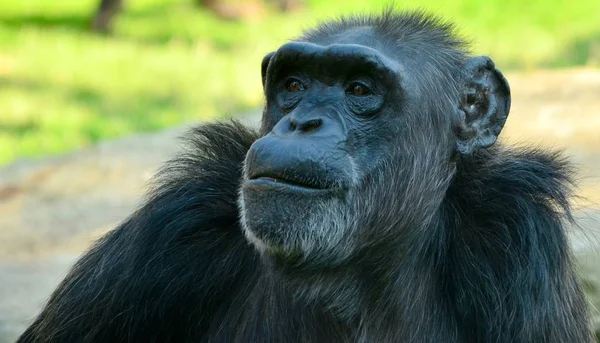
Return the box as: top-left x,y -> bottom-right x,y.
347,75 -> 374,87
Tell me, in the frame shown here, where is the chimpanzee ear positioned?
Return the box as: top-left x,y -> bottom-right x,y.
261,51 -> 275,90
454,56 -> 511,154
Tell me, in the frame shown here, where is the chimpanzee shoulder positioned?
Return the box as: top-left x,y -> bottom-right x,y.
441,146 -> 586,341
17,120 -> 263,343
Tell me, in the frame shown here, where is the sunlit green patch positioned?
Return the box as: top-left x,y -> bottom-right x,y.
0,0 -> 598,165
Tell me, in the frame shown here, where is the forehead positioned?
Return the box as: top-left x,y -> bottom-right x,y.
267,40 -> 403,86
270,26 -> 403,74
306,26 -> 390,55
329,26 -> 378,45
294,25 -> 413,80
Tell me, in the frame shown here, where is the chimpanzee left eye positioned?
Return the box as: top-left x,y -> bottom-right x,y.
347,82 -> 371,96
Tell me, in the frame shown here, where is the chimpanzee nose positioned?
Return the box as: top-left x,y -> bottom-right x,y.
272,110 -> 337,137
271,107 -> 346,139
289,117 -> 323,134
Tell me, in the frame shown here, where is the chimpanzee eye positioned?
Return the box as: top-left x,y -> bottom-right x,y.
347,82 -> 371,96
285,78 -> 305,93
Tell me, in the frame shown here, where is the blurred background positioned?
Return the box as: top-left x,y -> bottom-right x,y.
0,0 -> 599,342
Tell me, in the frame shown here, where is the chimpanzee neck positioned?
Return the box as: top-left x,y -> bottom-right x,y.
391,145 -> 578,341
351,146 -> 579,341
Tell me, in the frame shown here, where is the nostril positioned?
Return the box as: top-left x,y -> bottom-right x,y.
287,117 -> 323,134
289,121 -> 297,131
302,119 -> 322,133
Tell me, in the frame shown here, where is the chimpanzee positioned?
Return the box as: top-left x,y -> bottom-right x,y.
18,9 -> 594,343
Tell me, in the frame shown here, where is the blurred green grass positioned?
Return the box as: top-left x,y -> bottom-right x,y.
0,0 -> 599,166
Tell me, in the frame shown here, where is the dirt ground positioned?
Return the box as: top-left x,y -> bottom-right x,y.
0,68 -> 599,342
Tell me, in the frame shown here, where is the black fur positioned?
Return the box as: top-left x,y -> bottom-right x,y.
18,10 -> 593,343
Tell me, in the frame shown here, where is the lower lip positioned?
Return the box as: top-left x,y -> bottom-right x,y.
244,178 -> 329,193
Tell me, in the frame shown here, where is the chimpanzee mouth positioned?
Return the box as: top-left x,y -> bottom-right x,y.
246,174 -> 330,192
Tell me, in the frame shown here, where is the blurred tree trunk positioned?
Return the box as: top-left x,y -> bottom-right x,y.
194,0 -> 262,20
268,0 -> 303,12
92,0 -> 123,33
91,0 -> 305,33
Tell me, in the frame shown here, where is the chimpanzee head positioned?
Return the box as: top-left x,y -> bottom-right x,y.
239,11 -> 510,268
